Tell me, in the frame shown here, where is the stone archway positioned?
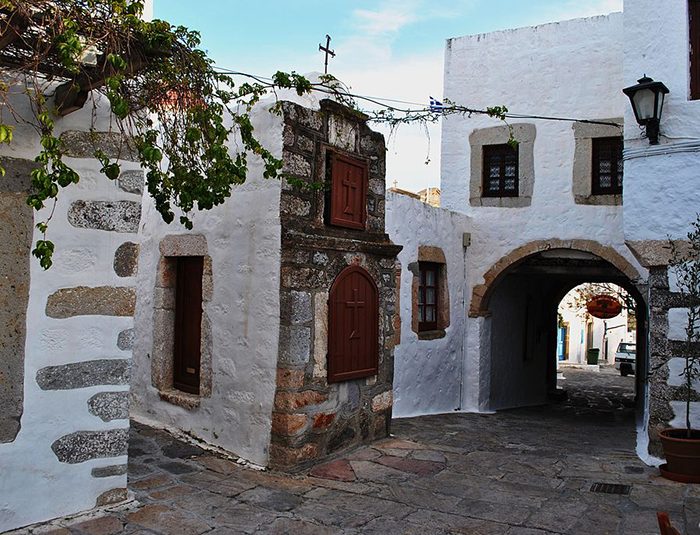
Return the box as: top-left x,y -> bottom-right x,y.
471,241 -> 648,414
469,239 -> 643,318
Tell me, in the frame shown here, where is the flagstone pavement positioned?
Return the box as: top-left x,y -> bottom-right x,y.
22,368 -> 700,534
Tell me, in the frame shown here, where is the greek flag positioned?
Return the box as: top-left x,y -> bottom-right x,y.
429,96 -> 445,112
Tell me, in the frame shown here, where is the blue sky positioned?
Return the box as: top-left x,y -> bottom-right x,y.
155,0 -> 622,191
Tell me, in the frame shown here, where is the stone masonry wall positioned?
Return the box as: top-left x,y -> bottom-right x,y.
647,265 -> 700,457
0,113 -> 141,530
270,100 -> 402,470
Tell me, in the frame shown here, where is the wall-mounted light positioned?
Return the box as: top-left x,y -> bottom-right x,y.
623,75 -> 669,145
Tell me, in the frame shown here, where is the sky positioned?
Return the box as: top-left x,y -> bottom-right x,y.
155,0 -> 622,192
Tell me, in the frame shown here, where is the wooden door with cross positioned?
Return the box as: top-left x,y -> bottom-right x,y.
328,265 -> 378,383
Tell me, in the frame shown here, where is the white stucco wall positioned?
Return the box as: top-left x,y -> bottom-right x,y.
0,95 -> 136,530
441,14 -> 636,278
131,101 -> 286,467
623,0 -> 700,242
621,0 -> 700,443
131,78 -> 336,467
385,191 -> 471,417
440,14 -> 647,412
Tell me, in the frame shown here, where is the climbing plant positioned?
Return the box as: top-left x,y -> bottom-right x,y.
0,1 -> 522,269
668,216 -> 700,435
0,0 -> 318,268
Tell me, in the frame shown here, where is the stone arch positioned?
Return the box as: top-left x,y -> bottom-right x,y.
469,239 -> 643,317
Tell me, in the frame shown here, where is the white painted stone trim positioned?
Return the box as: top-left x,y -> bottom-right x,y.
667,307 -> 691,341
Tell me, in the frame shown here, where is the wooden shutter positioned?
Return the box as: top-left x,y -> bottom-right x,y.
328,266 -> 379,383
691,1 -> 700,99
173,256 -> 203,394
329,153 -> 368,230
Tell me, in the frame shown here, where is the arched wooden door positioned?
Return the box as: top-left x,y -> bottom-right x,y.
328,266 -> 379,383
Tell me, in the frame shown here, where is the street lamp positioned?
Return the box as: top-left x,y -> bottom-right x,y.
623,75 -> 670,145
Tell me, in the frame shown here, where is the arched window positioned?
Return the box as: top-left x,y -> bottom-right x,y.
328,266 -> 379,383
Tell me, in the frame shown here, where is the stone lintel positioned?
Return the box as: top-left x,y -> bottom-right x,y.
159,234 -> 208,257
417,245 -> 446,264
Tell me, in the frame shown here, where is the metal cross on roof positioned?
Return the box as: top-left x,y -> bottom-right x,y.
318,34 -> 335,74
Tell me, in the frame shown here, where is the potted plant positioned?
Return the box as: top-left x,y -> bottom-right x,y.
660,217 -> 700,482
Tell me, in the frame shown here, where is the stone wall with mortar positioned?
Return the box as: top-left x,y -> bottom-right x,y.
626,257 -> 700,460
269,100 -> 401,470
0,94 -> 140,531
385,191 -> 472,417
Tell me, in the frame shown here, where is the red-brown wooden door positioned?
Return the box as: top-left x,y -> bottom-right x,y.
329,153 -> 368,230
173,256 -> 203,394
328,266 -> 379,383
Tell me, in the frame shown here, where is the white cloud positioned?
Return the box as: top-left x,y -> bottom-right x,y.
353,0 -> 419,36
316,1 -> 451,192
353,5 -> 418,35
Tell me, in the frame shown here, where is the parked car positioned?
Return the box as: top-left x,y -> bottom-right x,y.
614,342 -> 636,376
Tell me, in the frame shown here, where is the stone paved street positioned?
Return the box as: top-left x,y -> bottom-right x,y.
25,368 -> 700,534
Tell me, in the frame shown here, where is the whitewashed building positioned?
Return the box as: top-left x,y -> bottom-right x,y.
622,0 -> 700,450
389,2 -> 700,462
5,0 -> 700,530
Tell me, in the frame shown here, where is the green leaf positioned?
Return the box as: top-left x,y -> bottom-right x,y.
103,163 -> 120,181
0,124 -> 13,144
32,240 -> 55,270
107,53 -> 128,71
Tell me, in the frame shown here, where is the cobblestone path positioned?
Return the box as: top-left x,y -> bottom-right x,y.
24,368 -> 700,534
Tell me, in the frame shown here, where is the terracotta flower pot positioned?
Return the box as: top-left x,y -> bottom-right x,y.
659,428 -> 700,483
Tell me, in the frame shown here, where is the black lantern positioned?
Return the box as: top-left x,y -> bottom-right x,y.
623,75 -> 669,145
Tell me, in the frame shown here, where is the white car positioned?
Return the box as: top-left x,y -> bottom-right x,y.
614,342 -> 636,376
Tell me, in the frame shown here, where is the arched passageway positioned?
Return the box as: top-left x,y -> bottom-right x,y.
475,247 -> 647,415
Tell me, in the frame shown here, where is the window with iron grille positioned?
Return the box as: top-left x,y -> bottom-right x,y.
418,262 -> 439,332
591,137 -> 623,195
482,144 -> 519,197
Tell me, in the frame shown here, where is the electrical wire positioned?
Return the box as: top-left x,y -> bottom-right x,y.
213,68 -> 622,128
